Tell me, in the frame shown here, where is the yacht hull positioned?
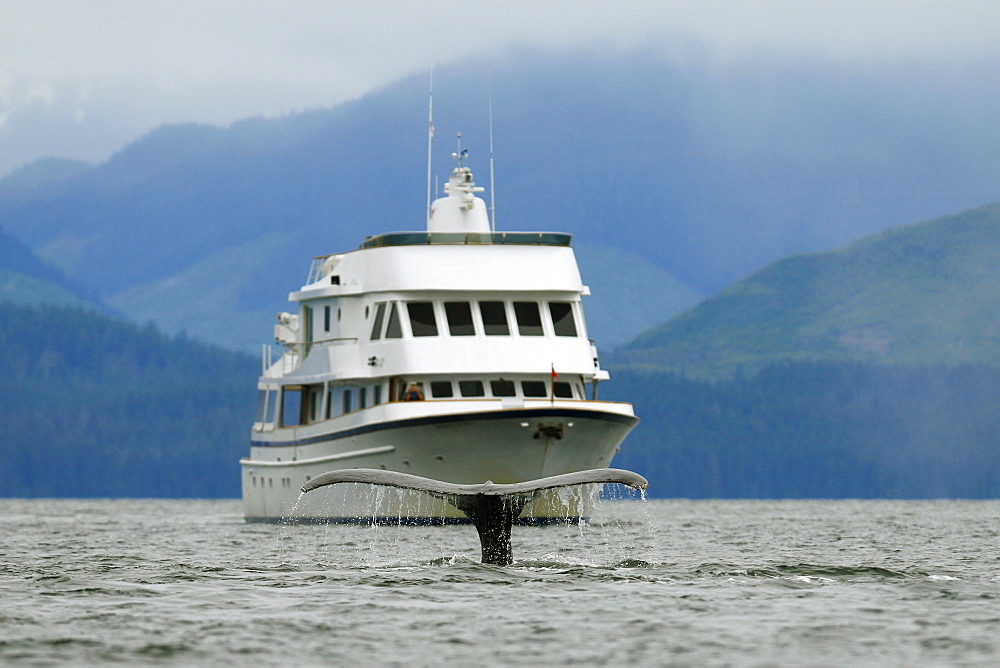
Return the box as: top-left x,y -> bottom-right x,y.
241,404 -> 637,522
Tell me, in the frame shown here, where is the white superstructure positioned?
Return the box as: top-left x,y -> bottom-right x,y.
241,150 -> 637,522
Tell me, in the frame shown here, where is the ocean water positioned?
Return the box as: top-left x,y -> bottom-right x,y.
1,496 -> 998,665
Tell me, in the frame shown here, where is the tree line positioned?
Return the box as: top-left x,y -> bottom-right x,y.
606,361 -> 1000,498
0,301 -> 257,497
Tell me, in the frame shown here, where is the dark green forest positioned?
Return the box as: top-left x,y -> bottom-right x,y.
606,362 -> 1000,498
0,301 -> 257,497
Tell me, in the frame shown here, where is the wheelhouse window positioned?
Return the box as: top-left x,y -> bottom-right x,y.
444,302 -> 475,336
459,380 -> 485,397
385,303 -> 402,338
407,302 -> 438,336
490,379 -> 516,397
342,389 -> 353,413
549,302 -> 578,337
324,305 -> 331,332
370,302 -> 386,340
513,301 -> 544,336
479,301 -> 510,335
521,381 -> 548,398
430,381 -> 454,398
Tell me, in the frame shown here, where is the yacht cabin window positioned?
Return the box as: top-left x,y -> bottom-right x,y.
264,389 -> 277,424
430,381 -> 453,398
407,302 -> 438,336
553,381 -> 573,398
549,302 -> 578,337
327,386 -> 346,417
479,301 -> 510,335
385,303 -> 403,338
490,379 -> 516,397
306,384 -> 323,422
459,380 -> 485,397
513,301 -> 544,336
370,299 -> 578,340
280,386 -> 303,427
444,302 -> 475,336
370,302 -> 386,340
254,390 -> 267,424
521,381 -> 548,397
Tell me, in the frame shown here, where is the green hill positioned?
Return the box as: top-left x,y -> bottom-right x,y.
614,203 -> 1000,377
0,300 -> 257,497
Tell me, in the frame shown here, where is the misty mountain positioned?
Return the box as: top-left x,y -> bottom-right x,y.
0,225 -> 96,308
0,157 -> 92,200
614,203 -> 1000,377
1,49 -> 999,352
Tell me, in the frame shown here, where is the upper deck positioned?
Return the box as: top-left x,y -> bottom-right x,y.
298,233 -> 583,300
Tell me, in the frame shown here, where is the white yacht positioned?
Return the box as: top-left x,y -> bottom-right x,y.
241,148 -> 638,522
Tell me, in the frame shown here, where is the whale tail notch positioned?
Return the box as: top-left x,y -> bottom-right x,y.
300,468 -> 648,565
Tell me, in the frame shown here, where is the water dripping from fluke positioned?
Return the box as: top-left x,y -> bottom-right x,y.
300,468 -> 648,566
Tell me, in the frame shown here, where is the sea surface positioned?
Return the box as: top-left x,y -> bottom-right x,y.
1,496 -> 998,665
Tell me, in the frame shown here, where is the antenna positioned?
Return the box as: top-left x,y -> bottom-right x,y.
488,82 -> 497,231
453,131 -> 466,166
426,67 -> 434,225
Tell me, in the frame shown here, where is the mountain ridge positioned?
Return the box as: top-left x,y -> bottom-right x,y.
614,202 -> 1000,377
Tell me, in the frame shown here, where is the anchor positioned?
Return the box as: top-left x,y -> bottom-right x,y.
300,468 -> 648,566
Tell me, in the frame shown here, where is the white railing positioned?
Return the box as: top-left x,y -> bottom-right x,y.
261,344 -> 272,374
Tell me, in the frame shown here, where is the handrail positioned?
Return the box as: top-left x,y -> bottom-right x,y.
283,337 -> 358,353
359,231 -> 572,250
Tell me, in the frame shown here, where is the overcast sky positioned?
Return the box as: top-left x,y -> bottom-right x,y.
2,0 -> 999,176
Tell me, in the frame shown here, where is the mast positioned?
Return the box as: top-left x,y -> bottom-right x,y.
488,83 -> 497,231
426,68 -> 435,226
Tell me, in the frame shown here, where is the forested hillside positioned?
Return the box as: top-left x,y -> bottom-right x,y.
606,362 -> 1000,498
0,301 -> 256,497
615,203 -> 1000,377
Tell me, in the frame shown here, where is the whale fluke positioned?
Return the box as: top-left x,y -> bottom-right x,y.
300,468 -> 648,565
